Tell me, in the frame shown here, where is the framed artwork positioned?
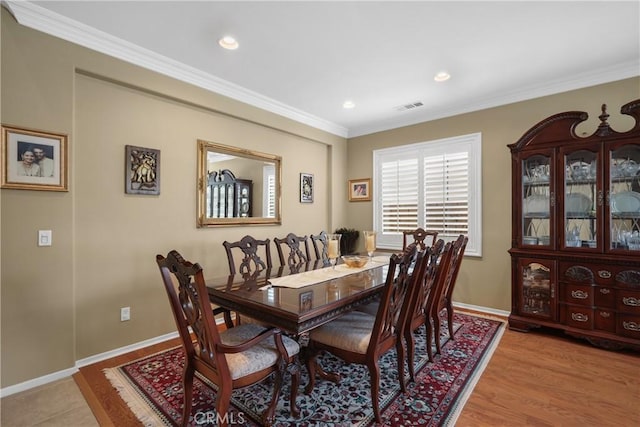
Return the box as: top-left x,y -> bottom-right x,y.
1,125 -> 68,191
348,178 -> 371,201
299,290 -> 313,312
300,172 -> 313,203
125,145 -> 160,195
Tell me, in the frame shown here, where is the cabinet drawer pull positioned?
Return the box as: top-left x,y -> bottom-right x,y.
623,321 -> 640,332
599,312 -> 610,318
571,313 -> 589,322
598,270 -> 611,279
599,288 -> 611,294
622,297 -> 640,307
571,290 -> 589,299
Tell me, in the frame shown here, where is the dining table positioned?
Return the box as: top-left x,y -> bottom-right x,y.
206,255 -> 392,338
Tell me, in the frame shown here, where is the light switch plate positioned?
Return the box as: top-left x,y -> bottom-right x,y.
38,230 -> 52,246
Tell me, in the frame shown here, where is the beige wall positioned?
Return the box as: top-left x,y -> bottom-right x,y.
0,10 -> 346,387
1,8 -> 638,388
346,77 -> 639,317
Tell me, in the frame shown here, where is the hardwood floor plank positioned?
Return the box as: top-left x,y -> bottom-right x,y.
457,327 -> 640,426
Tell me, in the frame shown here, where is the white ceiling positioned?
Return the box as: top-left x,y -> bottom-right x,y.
6,1 -> 640,137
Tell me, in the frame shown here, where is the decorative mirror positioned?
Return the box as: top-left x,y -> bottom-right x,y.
197,140 -> 281,227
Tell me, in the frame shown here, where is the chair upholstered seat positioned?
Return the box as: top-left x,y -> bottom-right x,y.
309,311 -> 375,354
220,324 -> 300,380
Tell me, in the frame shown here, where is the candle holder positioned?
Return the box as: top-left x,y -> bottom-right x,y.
363,230 -> 377,260
327,233 -> 342,269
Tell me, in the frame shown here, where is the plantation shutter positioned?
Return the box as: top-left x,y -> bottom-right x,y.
263,165 -> 276,217
380,157 -> 419,234
424,151 -> 469,239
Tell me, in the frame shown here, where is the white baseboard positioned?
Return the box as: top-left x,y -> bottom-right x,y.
0,331 -> 179,398
453,301 -> 510,318
0,366 -> 79,399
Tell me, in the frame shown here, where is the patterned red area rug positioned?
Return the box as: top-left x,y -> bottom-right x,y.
104,312 -> 504,426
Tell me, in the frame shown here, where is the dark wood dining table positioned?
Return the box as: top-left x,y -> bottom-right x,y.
207,257 -> 390,336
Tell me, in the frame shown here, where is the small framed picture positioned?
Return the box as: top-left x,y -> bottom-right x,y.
348,178 -> 371,202
299,290 -> 313,312
300,172 -> 313,203
1,124 -> 68,191
125,145 -> 160,195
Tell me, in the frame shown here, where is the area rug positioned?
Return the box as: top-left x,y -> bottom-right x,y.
104,312 -> 505,426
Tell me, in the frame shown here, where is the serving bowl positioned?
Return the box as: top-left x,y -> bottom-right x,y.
341,255 -> 369,268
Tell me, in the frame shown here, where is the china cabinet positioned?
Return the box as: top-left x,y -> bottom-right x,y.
508,99 -> 640,350
206,169 -> 252,218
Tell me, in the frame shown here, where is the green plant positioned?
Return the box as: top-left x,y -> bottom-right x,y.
335,227 -> 359,254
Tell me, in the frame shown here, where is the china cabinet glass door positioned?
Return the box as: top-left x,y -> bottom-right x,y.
609,142 -> 640,251
522,153 -> 552,247
562,148 -> 599,250
518,258 -> 556,320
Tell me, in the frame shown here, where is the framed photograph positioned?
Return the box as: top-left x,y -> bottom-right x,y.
348,178 -> 371,201
300,172 -> 313,203
125,145 -> 160,195
1,125 -> 68,191
299,290 -> 313,312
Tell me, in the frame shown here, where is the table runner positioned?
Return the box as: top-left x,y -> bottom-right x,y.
265,255 -> 389,289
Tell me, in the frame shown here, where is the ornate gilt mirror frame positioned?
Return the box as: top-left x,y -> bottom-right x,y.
197,139 -> 282,227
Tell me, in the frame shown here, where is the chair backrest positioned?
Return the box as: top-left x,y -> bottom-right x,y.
427,241 -> 456,320
405,239 -> 447,326
156,250 -> 229,380
439,234 -> 468,308
223,235 -> 273,275
370,243 -> 424,352
402,228 -> 439,251
274,232 -> 311,267
310,231 -> 329,262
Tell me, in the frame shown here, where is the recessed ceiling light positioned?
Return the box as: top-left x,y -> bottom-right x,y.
219,36 -> 239,50
434,71 -> 451,82
343,100 -> 355,109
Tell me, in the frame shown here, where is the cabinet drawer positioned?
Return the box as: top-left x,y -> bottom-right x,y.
594,309 -> 616,333
594,286 -> 615,308
616,289 -> 640,315
560,304 -> 594,330
616,314 -> 640,339
562,283 -> 593,306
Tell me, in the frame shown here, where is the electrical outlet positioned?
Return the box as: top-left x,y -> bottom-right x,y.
38,230 -> 52,247
120,306 -> 131,321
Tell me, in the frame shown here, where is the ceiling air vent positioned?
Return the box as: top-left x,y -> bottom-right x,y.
395,101 -> 424,112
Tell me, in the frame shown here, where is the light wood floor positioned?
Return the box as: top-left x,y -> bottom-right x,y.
2,318 -> 638,426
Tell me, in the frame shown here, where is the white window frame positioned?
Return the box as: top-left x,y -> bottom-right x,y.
373,132 -> 482,257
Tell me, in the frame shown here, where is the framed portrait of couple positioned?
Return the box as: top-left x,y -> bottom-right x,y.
1,125 -> 68,191
348,178 -> 371,202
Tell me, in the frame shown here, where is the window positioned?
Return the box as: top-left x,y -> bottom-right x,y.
373,133 -> 482,256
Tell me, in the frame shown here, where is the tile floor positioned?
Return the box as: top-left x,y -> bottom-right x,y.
1,377 -> 97,427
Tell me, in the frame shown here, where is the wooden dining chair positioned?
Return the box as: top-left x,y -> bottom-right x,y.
402,228 -> 439,251
156,250 -> 300,427
403,239 -> 449,379
223,235 -> 273,275
310,231 -> 329,263
304,244 -> 424,423
274,232 -> 311,267
433,234 -> 468,343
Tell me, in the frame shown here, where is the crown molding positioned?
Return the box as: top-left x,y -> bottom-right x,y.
3,0 -> 349,138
